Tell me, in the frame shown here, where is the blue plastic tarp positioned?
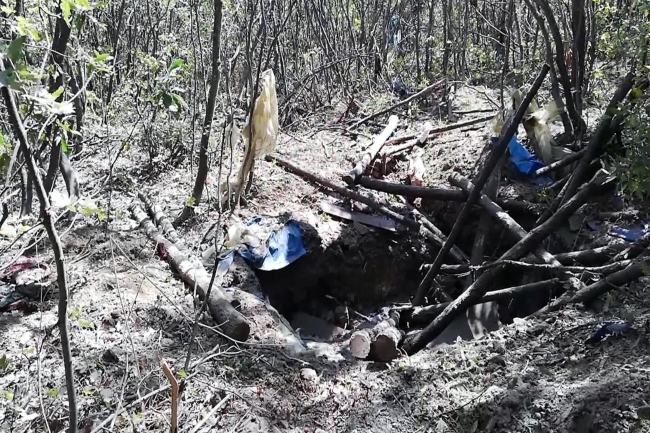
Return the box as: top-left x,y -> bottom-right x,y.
492,136 -> 554,186
217,218 -> 307,272
587,220 -> 650,242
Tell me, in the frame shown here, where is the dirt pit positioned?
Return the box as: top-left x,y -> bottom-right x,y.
210,207 -> 557,353
207,211 -> 428,341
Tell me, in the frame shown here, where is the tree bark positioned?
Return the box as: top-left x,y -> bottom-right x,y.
1,80 -> 77,433
176,0 -> 223,225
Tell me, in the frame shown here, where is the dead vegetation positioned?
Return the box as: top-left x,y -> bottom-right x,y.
1,0 -> 650,432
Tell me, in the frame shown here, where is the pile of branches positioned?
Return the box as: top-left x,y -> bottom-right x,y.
266,65 -> 650,359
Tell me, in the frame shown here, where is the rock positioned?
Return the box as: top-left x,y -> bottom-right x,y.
488,354 -> 506,367
299,368 -> 319,392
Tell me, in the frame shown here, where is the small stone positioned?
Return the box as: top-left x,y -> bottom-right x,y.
102,349 -> 120,364
500,390 -> 521,409
636,405 -> 650,420
488,355 -> 506,367
299,368 -> 319,392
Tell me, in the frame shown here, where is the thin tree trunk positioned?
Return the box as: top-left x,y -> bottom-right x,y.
176,0 -> 223,225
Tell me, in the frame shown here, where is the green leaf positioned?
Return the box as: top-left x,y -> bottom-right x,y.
124,142 -> 131,151
23,347 -> 35,355
15,64 -> 42,82
61,0 -> 73,26
51,86 -> 65,100
94,53 -> 111,63
7,36 -> 25,62
77,318 -> 94,329
2,390 -> 13,401
185,196 -> 196,207
177,369 -> 187,379
82,386 -> 97,396
168,58 -> 184,72
60,136 -> 70,155
68,306 -> 82,319
171,93 -> 184,109
75,14 -> 86,31
161,92 -> 173,108
0,6 -> 13,15
47,388 -> 60,398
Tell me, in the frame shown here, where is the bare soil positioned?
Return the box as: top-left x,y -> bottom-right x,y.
1,84 -> 649,433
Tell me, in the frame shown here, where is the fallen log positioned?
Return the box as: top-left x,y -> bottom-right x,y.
553,244 -> 629,265
138,193 -> 188,252
358,177 -> 539,214
130,204 -> 250,341
343,115 -> 399,186
412,65 -> 551,306
409,278 -> 560,324
266,153 -> 467,263
384,114 -> 496,146
349,315 -> 403,362
349,330 -> 372,359
403,170 -> 612,354
370,320 -> 402,362
349,80 -> 445,130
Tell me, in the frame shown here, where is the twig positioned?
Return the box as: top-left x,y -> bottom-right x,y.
189,394 -> 232,433
348,79 -> 445,130
430,259 -> 632,275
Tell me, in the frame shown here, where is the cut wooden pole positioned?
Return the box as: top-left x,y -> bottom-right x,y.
412,64 -> 551,306
409,278 -> 559,324
534,148 -> 587,177
266,154 -> 467,263
537,251 -> 650,314
384,114 -> 496,146
449,172 -> 584,298
350,315 -> 403,362
130,204 -> 250,341
358,177 -> 539,214
343,115 -> 399,186
349,80 -> 445,129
